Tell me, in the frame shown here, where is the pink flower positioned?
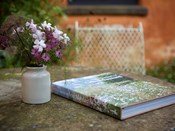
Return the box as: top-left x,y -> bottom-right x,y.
31,48 -> 42,61
45,44 -> 52,51
41,53 -> 50,62
0,35 -> 10,50
55,50 -> 63,58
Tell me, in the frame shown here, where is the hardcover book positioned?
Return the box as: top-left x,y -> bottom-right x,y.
52,72 -> 175,120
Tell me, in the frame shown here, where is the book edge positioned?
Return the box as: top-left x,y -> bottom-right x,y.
121,94 -> 175,120
52,83 -> 122,119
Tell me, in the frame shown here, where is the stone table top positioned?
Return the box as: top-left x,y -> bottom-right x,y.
0,66 -> 175,131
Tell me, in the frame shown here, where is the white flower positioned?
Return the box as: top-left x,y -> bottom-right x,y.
53,27 -> 63,40
38,26 -> 42,30
16,27 -> 24,32
12,27 -> 24,35
26,21 -> 31,27
33,39 -> 46,52
26,19 -> 37,33
41,21 -> 52,30
32,30 -> 45,41
63,33 -> 70,44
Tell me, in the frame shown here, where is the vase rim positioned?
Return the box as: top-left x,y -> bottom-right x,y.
26,65 -> 46,70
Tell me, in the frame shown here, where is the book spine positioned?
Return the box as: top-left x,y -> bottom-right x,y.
52,85 -> 121,119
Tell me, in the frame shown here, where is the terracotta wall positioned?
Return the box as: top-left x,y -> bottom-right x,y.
60,0 -> 175,68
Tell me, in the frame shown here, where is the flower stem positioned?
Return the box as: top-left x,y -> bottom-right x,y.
14,28 -> 32,61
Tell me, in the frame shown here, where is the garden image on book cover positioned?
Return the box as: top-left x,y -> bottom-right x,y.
52,73 -> 175,120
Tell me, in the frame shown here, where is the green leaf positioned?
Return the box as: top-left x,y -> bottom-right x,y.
53,6 -> 62,14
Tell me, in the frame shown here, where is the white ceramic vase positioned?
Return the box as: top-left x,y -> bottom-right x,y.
21,66 -> 51,104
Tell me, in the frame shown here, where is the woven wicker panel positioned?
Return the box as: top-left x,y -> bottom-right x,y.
75,23 -> 145,74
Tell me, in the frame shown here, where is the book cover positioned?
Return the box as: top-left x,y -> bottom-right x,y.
52,72 -> 175,120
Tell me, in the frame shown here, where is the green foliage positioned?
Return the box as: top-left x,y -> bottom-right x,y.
0,50 -> 13,68
147,59 -> 175,84
0,0 -> 66,25
64,34 -> 80,64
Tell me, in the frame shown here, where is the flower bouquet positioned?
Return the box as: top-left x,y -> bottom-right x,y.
0,17 -> 71,104
0,18 -> 70,67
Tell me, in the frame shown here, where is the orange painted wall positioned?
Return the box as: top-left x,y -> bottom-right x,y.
60,0 -> 175,68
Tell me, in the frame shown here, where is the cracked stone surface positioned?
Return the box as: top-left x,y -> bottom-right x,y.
0,66 -> 175,131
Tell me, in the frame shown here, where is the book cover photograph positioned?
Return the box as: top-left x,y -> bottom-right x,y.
52,73 -> 175,120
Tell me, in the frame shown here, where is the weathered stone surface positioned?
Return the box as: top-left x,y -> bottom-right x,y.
0,66 -> 175,131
